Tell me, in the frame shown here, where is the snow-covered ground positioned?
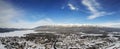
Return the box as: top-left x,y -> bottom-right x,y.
106,41 -> 120,49
0,30 -> 120,49
0,30 -> 37,37
0,42 -> 6,49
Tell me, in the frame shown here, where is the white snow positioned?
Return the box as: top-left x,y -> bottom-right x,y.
0,42 -> 6,49
0,30 -> 37,37
106,42 -> 120,49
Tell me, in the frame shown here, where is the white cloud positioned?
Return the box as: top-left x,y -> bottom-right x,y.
88,11 -> 106,19
0,0 -> 24,27
0,0 -> 54,28
68,3 -> 78,10
82,0 -> 109,19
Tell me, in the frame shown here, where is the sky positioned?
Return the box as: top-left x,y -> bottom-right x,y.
0,0 -> 120,28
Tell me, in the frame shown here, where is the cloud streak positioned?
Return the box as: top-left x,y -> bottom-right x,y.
68,3 -> 78,10
82,0 -> 108,19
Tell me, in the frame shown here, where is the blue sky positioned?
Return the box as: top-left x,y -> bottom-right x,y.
0,0 -> 120,28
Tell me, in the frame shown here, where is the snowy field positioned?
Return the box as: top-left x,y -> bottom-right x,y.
0,30 -> 37,37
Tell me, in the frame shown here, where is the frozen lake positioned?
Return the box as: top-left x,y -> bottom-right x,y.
0,30 -> 37,37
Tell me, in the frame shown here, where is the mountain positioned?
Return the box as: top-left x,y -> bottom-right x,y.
34,25 -> 120,34
0,28 -> 29,33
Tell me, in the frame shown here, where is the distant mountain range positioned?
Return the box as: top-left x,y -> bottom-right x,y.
0,28 -> 16,33
34,25 -> 120,34
0,28 -> 29,33
1,25 -> 120,33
